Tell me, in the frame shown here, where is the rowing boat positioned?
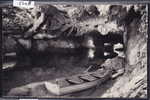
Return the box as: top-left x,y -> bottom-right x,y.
45,67 -> 112,96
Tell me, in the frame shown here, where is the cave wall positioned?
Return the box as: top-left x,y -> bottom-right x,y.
101,4 -> 148,98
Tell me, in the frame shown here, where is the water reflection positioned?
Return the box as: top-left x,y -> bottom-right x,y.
3,38 -> 121,95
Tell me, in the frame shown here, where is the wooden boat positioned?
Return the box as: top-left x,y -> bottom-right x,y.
44,66 -> 112,96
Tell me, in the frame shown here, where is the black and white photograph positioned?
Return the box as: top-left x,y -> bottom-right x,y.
1,3 -> 148,98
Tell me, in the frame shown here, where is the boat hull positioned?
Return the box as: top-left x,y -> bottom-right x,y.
45,69 -> 112,96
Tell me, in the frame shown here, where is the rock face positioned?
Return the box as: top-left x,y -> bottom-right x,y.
23,5 -> 74,38
2,4 -> 124,54
70,5 -> 100,21
2,5 -> 33,35
101,5 -> 147,98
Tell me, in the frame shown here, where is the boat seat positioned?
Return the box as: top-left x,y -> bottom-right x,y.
79,74 -> 97,81
91,69 -> 107,78
66,76 -> 84,84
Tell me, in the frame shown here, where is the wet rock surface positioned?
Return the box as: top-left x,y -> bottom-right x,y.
101,5 -> 147,98
2,4 -> 147,98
